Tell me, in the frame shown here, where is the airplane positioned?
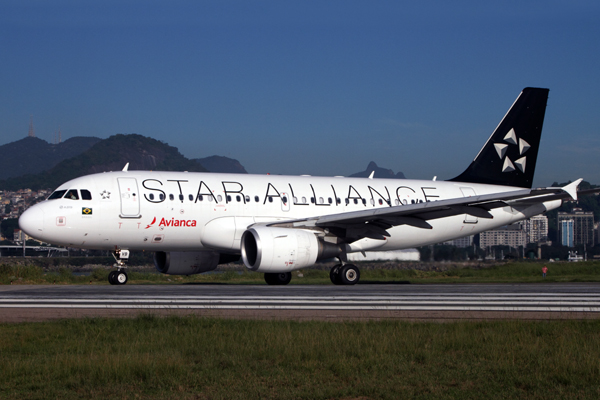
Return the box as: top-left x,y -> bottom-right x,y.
18,87 -> 596,286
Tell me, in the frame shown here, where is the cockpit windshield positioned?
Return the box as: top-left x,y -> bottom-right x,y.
47,189 -> 93,200
48,190 -> 67,200
64,189 -> 79,200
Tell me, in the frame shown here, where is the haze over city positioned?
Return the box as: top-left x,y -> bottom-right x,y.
1,1 -> 599,186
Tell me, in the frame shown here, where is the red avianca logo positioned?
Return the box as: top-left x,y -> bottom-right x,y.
145,217 -> 197,229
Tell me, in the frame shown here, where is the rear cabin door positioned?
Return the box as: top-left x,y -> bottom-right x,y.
118,178 -> 141,218
459,187 -> 478,224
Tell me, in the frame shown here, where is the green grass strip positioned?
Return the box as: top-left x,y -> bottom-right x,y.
1,316 -> 599,399
2,261 -> 600,285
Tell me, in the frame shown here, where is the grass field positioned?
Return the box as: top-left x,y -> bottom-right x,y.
1,316 -> 599,399
1,260 -> 599,285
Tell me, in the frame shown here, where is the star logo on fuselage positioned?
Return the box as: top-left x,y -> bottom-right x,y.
494,128 -> 530,173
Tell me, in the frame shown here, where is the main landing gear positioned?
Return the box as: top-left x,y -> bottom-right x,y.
108,249 -> 129,285
329,263 -> 360,285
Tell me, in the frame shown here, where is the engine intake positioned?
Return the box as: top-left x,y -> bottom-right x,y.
241,226 -> 341,272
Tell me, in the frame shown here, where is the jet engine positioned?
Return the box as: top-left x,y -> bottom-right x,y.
241,226 -> 341,273
154,251 -> 222,275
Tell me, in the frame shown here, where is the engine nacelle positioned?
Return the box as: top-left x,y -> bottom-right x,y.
154,251 -> 220,275
241,226 -> 322,273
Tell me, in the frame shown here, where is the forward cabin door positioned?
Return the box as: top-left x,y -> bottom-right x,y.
118,178 -> 141,218
459,187 -> 478,224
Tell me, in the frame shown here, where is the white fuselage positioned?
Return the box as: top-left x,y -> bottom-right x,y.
19,171 -> 560,254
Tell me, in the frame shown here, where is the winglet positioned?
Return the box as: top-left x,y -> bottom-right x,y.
122,163 -> 129,172
368,171 -> 374,179
562,178 -> 582,201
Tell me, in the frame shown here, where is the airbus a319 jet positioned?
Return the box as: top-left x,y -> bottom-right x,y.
19,88 -> 596,286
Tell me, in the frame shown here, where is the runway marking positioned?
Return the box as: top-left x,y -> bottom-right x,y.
0,304 -> 599,312
1,294 -> 599,312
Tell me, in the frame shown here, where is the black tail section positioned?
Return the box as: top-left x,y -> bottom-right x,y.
449,87 -> 549,188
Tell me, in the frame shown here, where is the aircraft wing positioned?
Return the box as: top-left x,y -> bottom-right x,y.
266,179 -> 598,241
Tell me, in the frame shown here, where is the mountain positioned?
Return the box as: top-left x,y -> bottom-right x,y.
349,161 -> 406,179
194,155 -> 248,174
0,136 -> 101,179
0,134 -> 207,190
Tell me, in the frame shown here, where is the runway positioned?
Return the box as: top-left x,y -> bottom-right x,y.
1,283 -> 599,322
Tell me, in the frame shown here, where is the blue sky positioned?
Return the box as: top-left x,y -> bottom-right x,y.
1,1 -> 599,186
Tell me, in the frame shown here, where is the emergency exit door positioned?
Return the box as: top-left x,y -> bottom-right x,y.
460,187 -> 478,224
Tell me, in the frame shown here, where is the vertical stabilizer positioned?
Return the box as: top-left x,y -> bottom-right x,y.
449,87 -> 549,188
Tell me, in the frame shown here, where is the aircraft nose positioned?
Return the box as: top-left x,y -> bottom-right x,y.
19,205 -> 45,237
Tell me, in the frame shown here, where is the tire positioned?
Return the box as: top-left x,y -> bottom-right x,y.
264,272 -> 292,285
339,264 -> 360,285
115,271 -> 128,285
108,271 -> 117,285
329,264 -> 342,285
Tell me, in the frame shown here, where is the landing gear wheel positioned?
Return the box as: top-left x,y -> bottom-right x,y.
264,272 -> 292,285
108,271 -> 117,285
339,264 -> 360,285
330,264 -> 343,285
115,270 -> 128,285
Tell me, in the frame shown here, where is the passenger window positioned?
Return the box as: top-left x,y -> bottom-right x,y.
302,197 -> 306,203
189,194 -> 193,201
353,199 -> 358,205
319,197 -> 324,204
310,197 -> 315,204
65,189 -> 79,200
254,196 -> 259,202
336,198 -> 341,204
48,190 -> 67,200
395,199 -> 400,206
169,194 -> 174,201
159,194 -> 165,201
179,194 -> 184,201
227,195 -> 232,202
236,195 -> 241,202
362,199 -> 367,205
293,197 -> 298,203
245,195 -> 250,202
282,196 -> 288,203
378,199 -> 383,205
208,196 -> 213,202
268,196 -> 273,203
345,198 -> 349,205
328,197 -> 332,204
149,193 -> 155,201
370,199 -> 375,205
81,190 -> 92,200
217,195 -> 223,202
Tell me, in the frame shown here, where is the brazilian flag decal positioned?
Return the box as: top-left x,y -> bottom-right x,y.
82,207 -> 93,215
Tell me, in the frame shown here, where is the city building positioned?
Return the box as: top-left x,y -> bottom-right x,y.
443,235 -> 473,248
558,209 -> 594,246
479,224 -> 526,249
523,215 -> 548,243
560,219 -> 574,247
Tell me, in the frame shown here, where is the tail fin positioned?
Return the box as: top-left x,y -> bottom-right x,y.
449,87 -> 549,188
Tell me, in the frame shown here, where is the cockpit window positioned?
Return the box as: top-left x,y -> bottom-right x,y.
48,190 -> 67,200
65,189 -> 79,200
81,190 -> 92,200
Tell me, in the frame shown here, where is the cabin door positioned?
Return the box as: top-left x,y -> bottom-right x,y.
118,178 -> 141,218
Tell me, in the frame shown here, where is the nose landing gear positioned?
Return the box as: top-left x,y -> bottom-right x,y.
108,249 -> 130,285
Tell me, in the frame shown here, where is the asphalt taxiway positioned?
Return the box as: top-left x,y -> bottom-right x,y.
1,283 -> 599,322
